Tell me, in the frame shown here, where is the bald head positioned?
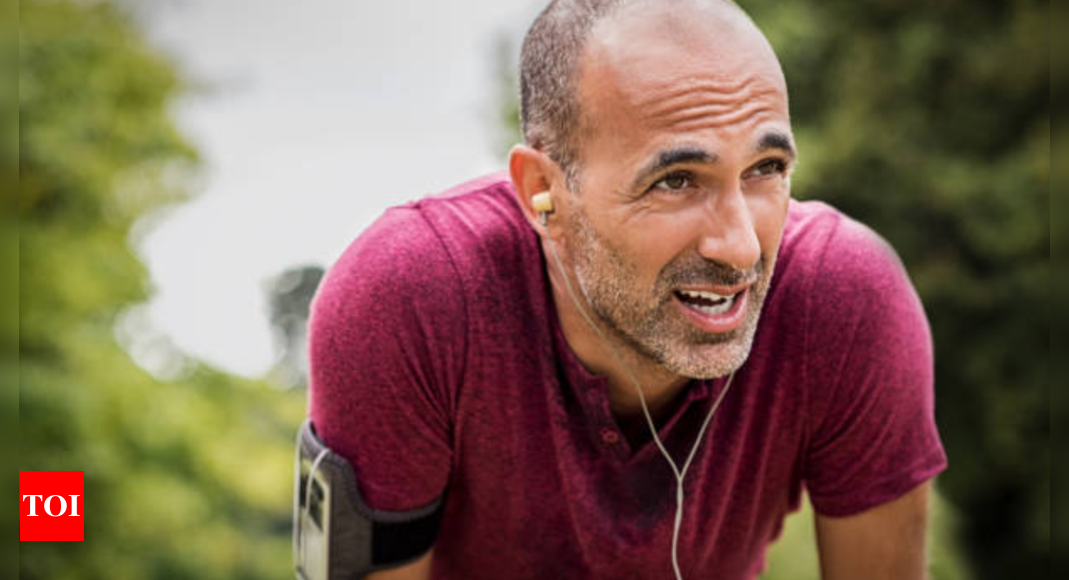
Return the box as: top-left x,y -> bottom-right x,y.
518,0 -> 778,187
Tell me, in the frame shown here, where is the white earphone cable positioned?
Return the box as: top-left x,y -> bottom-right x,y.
545,234 -> 736,580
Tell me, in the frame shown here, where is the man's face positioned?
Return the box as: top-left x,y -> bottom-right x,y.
561,4 -> 795,379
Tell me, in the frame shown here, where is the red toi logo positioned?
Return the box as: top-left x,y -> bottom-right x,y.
20,471 -> 84,541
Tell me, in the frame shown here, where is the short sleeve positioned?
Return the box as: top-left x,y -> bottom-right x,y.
308,207 -> 465,512
802,216 -> 948,517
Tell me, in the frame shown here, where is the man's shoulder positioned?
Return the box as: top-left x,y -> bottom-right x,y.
405,171 -> 522,232
310,175 -> 525,374
338,171 -> 528,265
773,199 -> 925,356
781,198 -> 857,261
771,199 -> 922,347
404,172 -> 540,282
318,172 -> 540,316
780,199 -> 906,291
417,171 -> 516,204
389,171 -> 533,256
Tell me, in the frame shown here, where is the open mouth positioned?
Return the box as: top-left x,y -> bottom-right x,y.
673,288 -> 741,316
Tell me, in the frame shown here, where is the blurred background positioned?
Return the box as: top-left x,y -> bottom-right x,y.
17,0 -> 1047,578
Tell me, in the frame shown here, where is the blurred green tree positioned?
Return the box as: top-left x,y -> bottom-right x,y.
743,2 -> 1048,577
1053,3 -> 1068,567
492,0 -> 1048,578
19,1 -> 302,578
3,0 -> 20,569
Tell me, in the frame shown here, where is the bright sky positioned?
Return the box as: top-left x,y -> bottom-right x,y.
138,0 -> 540,378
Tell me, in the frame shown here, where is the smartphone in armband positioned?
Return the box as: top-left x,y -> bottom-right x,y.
293,419 -> 445,580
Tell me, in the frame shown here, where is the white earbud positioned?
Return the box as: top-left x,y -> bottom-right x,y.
532,191 -> 554,226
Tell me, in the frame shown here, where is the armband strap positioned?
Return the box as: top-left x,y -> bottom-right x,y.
294,419 -> 445,580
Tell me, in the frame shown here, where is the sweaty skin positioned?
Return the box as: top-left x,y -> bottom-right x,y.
542,3 -> 795,430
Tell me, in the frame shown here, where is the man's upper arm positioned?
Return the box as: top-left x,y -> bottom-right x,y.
798,215 -> 947,575
803,215 -> 947,517
814,481 -> 932,580
309,206 -> 463,510
306,207 -> 463,574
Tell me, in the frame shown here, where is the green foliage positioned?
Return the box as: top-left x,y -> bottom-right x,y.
20,0 -> 194,342
1052,5 -> 1068,565
19,1 -> 303,578
740,1 -> 1048,577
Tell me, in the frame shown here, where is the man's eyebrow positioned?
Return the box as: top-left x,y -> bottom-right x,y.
631,146 -> 718,190
755,131 -> 797,160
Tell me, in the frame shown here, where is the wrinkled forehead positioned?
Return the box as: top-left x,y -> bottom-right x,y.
577,2 -> 790,132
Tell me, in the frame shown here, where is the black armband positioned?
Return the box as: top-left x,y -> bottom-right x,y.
293,419 -> 445,580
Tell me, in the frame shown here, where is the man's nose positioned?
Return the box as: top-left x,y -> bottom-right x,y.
696,186 -> 761,272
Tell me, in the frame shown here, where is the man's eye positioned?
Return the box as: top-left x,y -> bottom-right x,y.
652,172 -> 693,191
749,158 -> 788,178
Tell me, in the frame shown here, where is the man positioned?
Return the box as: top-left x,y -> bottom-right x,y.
304,0 -> 947,578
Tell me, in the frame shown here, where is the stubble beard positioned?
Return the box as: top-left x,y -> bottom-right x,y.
566,207 -> 775,379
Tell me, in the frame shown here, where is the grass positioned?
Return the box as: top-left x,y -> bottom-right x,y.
761,486 -> 973,579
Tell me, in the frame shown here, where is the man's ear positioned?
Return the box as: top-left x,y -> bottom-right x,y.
509,145 -> 563,237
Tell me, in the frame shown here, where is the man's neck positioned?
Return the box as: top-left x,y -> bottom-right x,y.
545,242 -> 690,424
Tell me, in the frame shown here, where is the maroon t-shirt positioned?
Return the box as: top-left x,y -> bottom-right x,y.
308,173 -> 947,579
